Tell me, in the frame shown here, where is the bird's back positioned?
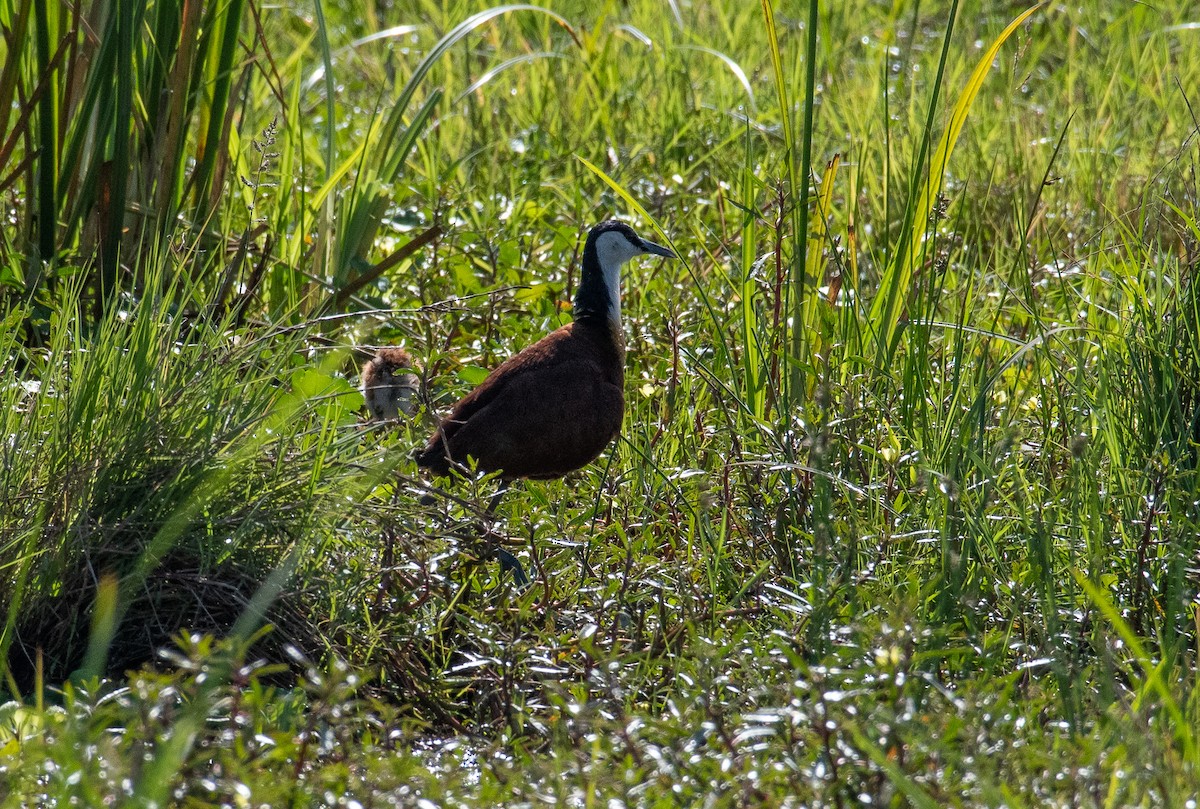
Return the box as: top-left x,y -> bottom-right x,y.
415,320 -> 624,479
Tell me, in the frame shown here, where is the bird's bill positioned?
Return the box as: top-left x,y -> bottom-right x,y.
640,238 -> 677,259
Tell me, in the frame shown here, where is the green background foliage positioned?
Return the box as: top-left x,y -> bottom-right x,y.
3,0 -> 1200,803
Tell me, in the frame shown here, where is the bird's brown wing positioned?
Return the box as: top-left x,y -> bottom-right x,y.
416,326 -> 583,474
437,357 -> 624,479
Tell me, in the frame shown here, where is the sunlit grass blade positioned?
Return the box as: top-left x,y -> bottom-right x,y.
739,129 -> 764,419
675,45 -> 756,109
455,51 -> 565,102
74,573 -> 118,682
1075,571 -> 1198,764
801,154 -> 839,364
193,0 -> 247,213
395,4 -> 577,120
759,0 -> 807,403
0,0 -> 33,168
789,0 -> 820,399
870,3 -> 1045,364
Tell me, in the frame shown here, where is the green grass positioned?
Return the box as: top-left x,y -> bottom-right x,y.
3,0 -> 1200,804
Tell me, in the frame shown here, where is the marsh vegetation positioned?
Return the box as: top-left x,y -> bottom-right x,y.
3,0 -> 1200,804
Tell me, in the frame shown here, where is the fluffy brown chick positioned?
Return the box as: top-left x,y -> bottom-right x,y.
361,347 -> 421,421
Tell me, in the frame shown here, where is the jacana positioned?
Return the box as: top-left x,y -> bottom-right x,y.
415,220 -> 676,581
362,347 -> 421,421
361,346 -> 423,609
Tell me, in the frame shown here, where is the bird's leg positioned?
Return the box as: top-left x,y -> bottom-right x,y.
372,487 -> 404,616
482,482 -> 528,587
374,523 -> 396,612
580,447 -> 619,581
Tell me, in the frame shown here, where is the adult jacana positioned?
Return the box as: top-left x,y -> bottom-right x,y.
417,220 -> 674,479
415,220 -> 676,580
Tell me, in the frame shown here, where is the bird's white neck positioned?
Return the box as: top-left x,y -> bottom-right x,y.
594,231 -> 641,328
601,260 -> 621,327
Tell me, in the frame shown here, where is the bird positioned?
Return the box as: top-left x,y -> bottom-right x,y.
415,220 -> 676,581
361,347 -> 421,421
416,220 -> 675,479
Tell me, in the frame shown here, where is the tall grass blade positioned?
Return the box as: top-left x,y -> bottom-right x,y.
312,0 -> 336,176
0,0 -> 33,161
151,0 -> 205,242
31,0 -> 57,263
739,127 -> 763,418
803,154 -> 839,358
789,0 -> 820,398
759,0 -> 801,401
869,3 -> 1044,364
98,0 -> 136,307
193,0 -> 246,212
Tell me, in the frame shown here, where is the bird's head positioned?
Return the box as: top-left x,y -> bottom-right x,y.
579,220 -> 676,325
590,220 -> 676,270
